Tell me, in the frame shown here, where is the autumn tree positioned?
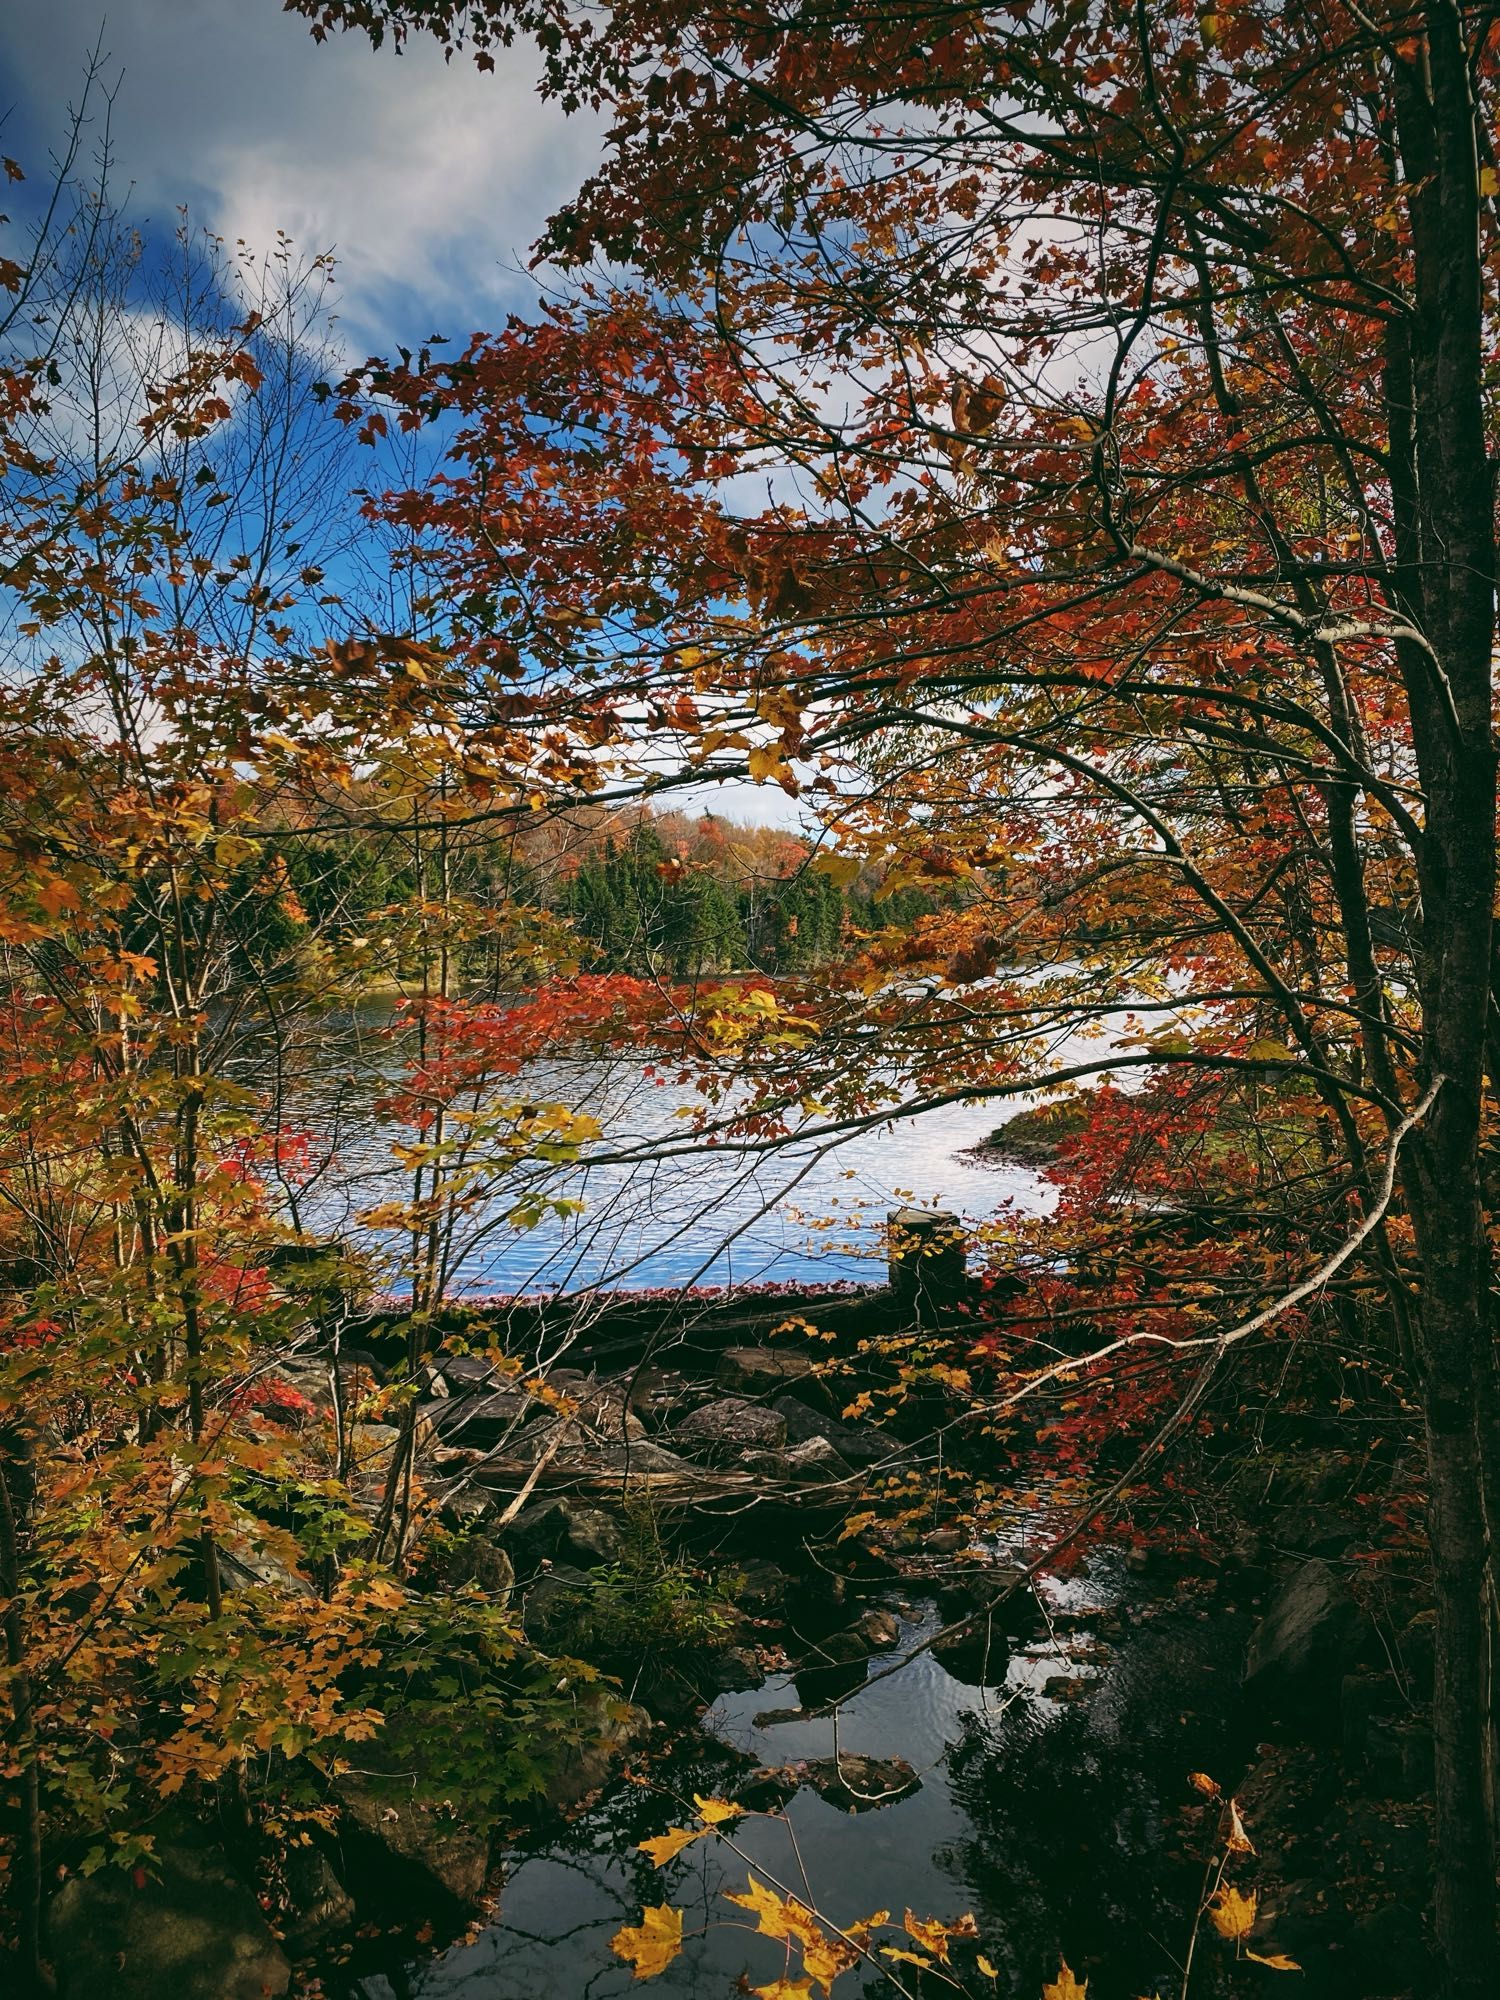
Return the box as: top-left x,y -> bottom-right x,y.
287,2 -> 1500,1986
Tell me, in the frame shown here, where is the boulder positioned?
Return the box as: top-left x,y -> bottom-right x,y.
800,1753 -> 920,1813
336,1766 -> 492,1907
706,1645 -> 766,1693
743,1436 -> 852,1484
773,1396 -> 892,1468
717,1346 -> 817,1396
49,1844 -> 291,2000
541,1697 -> 652,1815
851,1607 -> 902,1652
521,1565 -> 593,1650
437,1480 -> 500,1530
672,1396 -> 787,1460
736,1559 -> 789,1614
931,1613 -> 1010,1685
429,1389 -> 535,1450
626,1365 -> 702,1428
734,1763 -> 800,1811
279,1846 -> 355,1957
439,1353 -> 504,1395
1244,1558 -> 1374,1724
504,1498 -> 625,1571
934,1563 -> 1041,1637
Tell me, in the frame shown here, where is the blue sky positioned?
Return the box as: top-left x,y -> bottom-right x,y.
0,0 -> 600,357
0,3 -> 807,831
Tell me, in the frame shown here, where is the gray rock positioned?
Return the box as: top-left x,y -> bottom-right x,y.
336,1761 -> 492,1906
851,1607 -> 902,1651
49,1844 -> 291,1999
279,1846 -> 355,1956
505,1498 -> 625,1570
437,1481 -> 500,1530
672,1396 -> 787,1459
439,1353 -> 503,1394
717,1345 -> 816,1395
521,1565 -> 594,1649
931,1614 -> 1010,1685
800,1753 -> 920,1813
429,1389 -> 534,1450
736,1559 -> 789,1613
1245,1558 -> 1374,1722
707,1645 -> 766,1693
743,1436 -> 852,1483
542,1697 -> 652,1814
773,1396 -> 892,1468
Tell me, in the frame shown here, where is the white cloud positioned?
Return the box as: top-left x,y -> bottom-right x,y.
0,0 -> 601,353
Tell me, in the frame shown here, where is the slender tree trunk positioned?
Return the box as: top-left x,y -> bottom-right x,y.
0,1431 -> 54,1995
1390,11 -> 1500,1990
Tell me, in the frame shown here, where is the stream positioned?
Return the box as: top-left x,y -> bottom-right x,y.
341,1548 -> 1252,2000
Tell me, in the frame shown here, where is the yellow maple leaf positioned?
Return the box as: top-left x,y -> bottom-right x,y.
1043,1960 -> 1088,2000
803,1932 -> 859,1991
1187,1771 -> 1220,1797
638,1826 -> 705,1869
693,1794 -> 743,1826
752,1984 -> 814,2000
1225,1798 -> 1255,1854
1208,1885 -> 1257,1942
1245,1950 -> 1302,1972
903,1910 -> 955,1961
724,1877 -> 856,1994
610,1904 -> 684,1979
978,1958 -> 999,1981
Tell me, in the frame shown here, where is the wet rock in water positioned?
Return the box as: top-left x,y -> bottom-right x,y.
785,1566 -> 848,1640
504,1497 -> 625,1571
672,1396 -> 788,1459
706,1645 -> 766,1693
1244,1558 -> 1374,1726
931,1614 -> 1010,1685
922,1525 -> 966,1555
541,1697 -> 652,1815
49,1843 -> 291,1999
279,1846 -> 356,1957
800,1753 -> 921,1813
793,1644 -> 870,1708
717,1345 -> 817,1395
934,1563 -> 1041,1638
734,1763 -> 800,1811
851,1607 -> 902,1652
736,1558 -> 789,1613
336,1753 -> 493,1908
773,1395 -> 892,1468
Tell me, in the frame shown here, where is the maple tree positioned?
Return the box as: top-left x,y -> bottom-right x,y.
285,1 -> 1500,1989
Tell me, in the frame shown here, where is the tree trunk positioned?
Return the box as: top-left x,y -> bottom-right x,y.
1392,10 -> 1500,1990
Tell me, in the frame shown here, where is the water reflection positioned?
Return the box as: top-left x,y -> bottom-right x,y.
243,1003 -> 1052,1295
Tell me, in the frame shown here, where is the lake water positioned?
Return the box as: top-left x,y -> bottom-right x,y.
265,1005 -> 1054,1296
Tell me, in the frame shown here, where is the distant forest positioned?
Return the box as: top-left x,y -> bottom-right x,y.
278,807 -> 945,982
